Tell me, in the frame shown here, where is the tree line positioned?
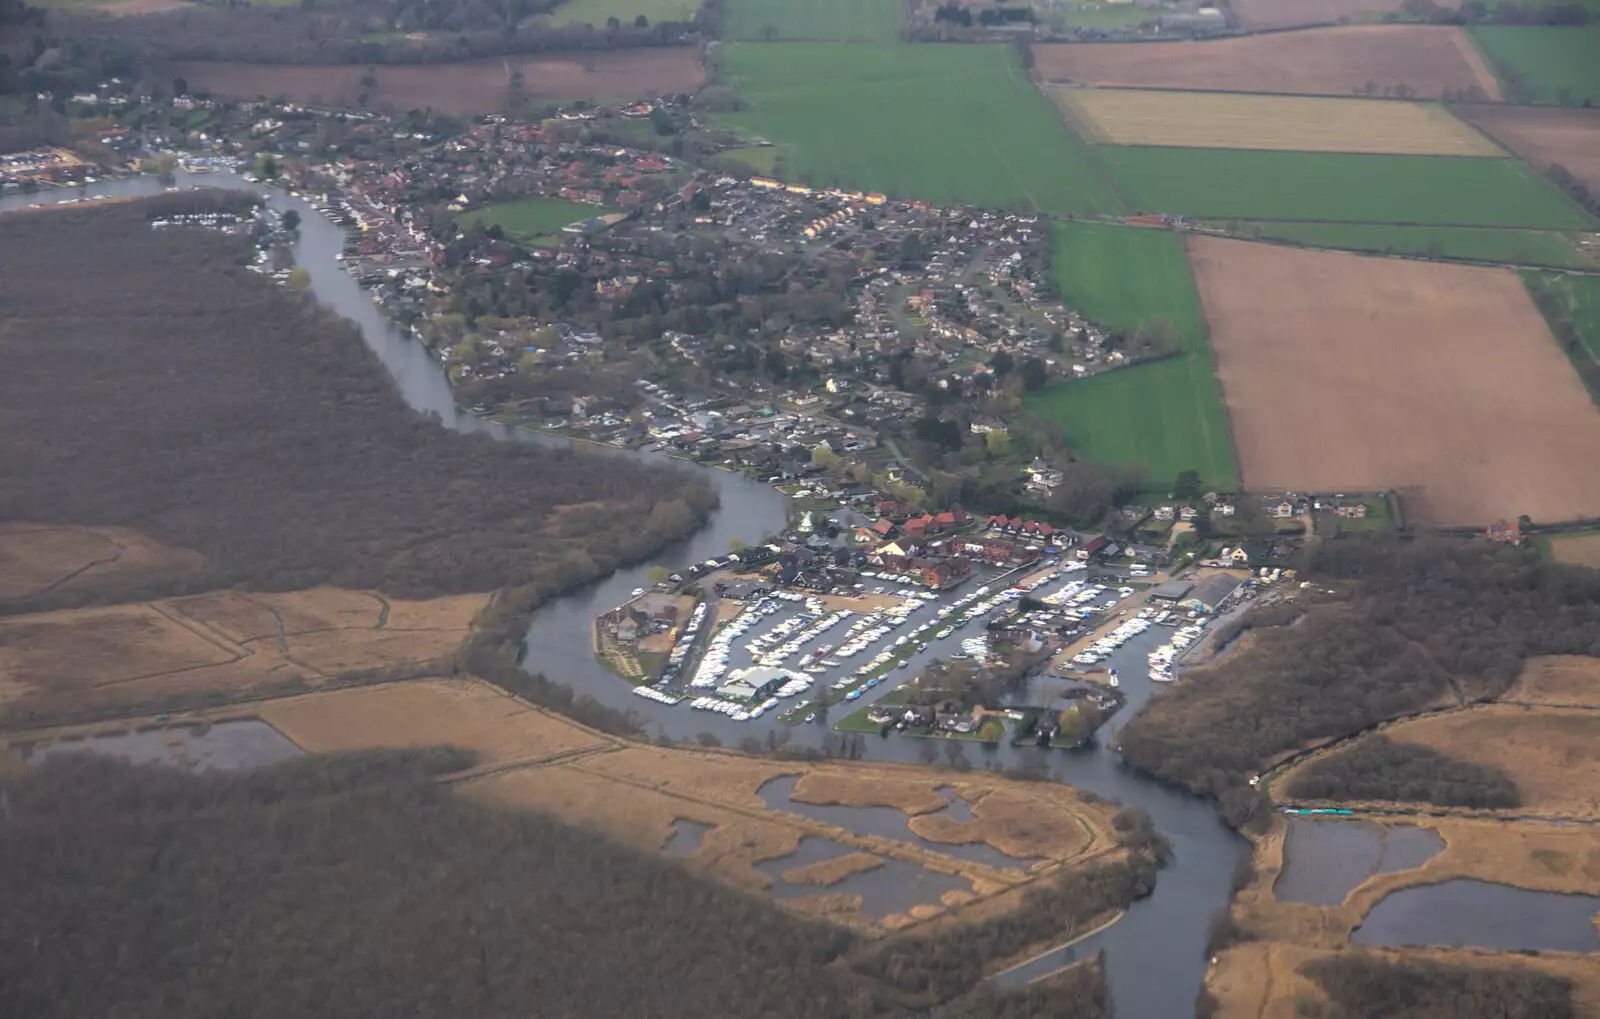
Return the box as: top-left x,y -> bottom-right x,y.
0,197 -> 715,614
1284,733 -> 1522,809
1118,535 -> 1600,826
1300,952 -> 1575,1019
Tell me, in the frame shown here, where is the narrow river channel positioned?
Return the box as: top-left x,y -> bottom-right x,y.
2,172 -> 1250,1017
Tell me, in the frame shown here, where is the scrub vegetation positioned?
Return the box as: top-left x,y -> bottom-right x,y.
1097,147 -> 1594,228
0,194 -> 714,613
1283,734 -> 1523,809
1119,537 -> 1600,826
715,44 -> 1124,216
1023,222 -> 1236,490
1301,952 -> 1577,1019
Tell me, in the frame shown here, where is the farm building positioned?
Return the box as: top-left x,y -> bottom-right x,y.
1180,574 -> 1242,613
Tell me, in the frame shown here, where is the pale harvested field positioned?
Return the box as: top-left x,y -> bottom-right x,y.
1052,88 -> 1501,156
1549,533 -> 1600,569
1456,104 -> 1600,194
1509,655 -> 1600,706
1190,237 -> 1600,525
257,677 -> 612,766
1380,707 -> 1600,819
1033,27 -> 1502,101
168,50 -> 706,116
0,589 -> 489,723
0,523 -> 203,602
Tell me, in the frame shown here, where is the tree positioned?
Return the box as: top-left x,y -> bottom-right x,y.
1173,469 -> 1201,500
646,565 -> 670,584
760,21 -> 777,39
172,76 -> 188,97
1020,356 -> 1048,391
811,445 -> 842,470
983,429 -> 1010,458
988,350 -> 1014,377
634,13 -> 648,26
286,267 -> 311,291
280,209 -> 301,232
728,536 -> 746,552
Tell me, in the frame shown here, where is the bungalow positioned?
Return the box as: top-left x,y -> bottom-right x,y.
1179,506 -> 1199,522
872,517 -> 897,539
1077,535 -> 1110,561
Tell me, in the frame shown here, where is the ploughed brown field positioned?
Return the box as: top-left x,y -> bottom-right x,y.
1188,236 -> 1600,525
1454,104 -> 1600,194
167,49 -> 705,115
1032,27 -> 1501,101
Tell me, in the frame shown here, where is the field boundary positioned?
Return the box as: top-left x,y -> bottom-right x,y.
1179,232 -> 1243,491
1180,225 -> 1600,276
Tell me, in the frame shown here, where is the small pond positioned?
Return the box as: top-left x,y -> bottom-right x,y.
1354,879 -> 1600,953
757,775 -> 1037,870
663,818 -> 713,857
1275,817 -> 1445,906
22,720 -> 304,773
756,836 -> 968,919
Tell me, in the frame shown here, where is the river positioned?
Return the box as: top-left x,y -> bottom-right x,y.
1,171 -> 1248,1017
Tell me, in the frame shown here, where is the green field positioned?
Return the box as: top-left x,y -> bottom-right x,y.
1471,27 -> 1600,106
1096,147 -> 1593,228
721,145 -> 780,174
544,0 -> 697,26
716,44 -> 1125,216
456,197 -> 612,241
1213,222 -> 1592,268
1525,270 -> 1600,360
724,0 -> 903,40
1023,223 -> 1236,490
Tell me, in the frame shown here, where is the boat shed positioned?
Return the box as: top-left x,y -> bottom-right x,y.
1180,574 -> 1243,614
1149,579 -> 1194,603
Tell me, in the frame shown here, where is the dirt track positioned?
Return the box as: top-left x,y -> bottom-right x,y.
1455,104 -> 1600,194
1033,27 -> 1501,101
168,50 -> 705,115
1189,236 -> 1600,525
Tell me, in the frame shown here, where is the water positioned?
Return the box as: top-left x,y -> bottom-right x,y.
23,720 -> 304,773
663,818 -> 713,857
1,171 -> 1250,1018
1275,817 -> 1445,906
1354,879 -> 1600,953
757,774 -> 1035,870
755,836 -> 968,919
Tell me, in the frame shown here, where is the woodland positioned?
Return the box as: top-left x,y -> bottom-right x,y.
1300,953 -> 1575,1019
1118,537 -> 1600,825
0,195 -> 714,612
1283,734 -> 1522,809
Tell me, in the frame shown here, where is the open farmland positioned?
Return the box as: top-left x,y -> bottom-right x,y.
1455,104 -> 1600,194
1032,27 -> 1501,100
1052,89 -> 1501,157
1471,27 -> 1600,106
723,0 -> 903,41
1226,0 -> 1407,28
1510,655 -> 1600,706
542,0 -> 697,28
1546,532 -> 1600,569
715,44 -> 1123,216
1024,222 -> 1235,488
1098,148 -> 1593,228
1189,236 -> 1600,525
167,50 -> 706,115
1215,222 -> 1592,268
1524,270 -> 1600,360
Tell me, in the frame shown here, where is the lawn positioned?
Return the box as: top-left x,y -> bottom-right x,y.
1096,147 -> 1594,228
721,145 -> 780,174
724,0 -> 903,40
1215,222 -> 1592,268
1471,27 -> 1600,106
716,44 -> 1125,216
545,0 -> 698,26
1024,222 -> 1237,491
456,196 -> 612,241
1058,2 -> 1159,26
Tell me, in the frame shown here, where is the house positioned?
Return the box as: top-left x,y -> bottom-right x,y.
1179,506 -> 1199,522
1215,502 -> 1237,518
872,517 -> 896,539
615,617 -> 640,643
1154,506 -> 1174,522
1077,535 -> 1110,561
1270,499 -> 1296,519
1217,547 -> 1251,566
1487,519 -> 1523,545
1181,574 -> 1243,614
921,558 -> 973,590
